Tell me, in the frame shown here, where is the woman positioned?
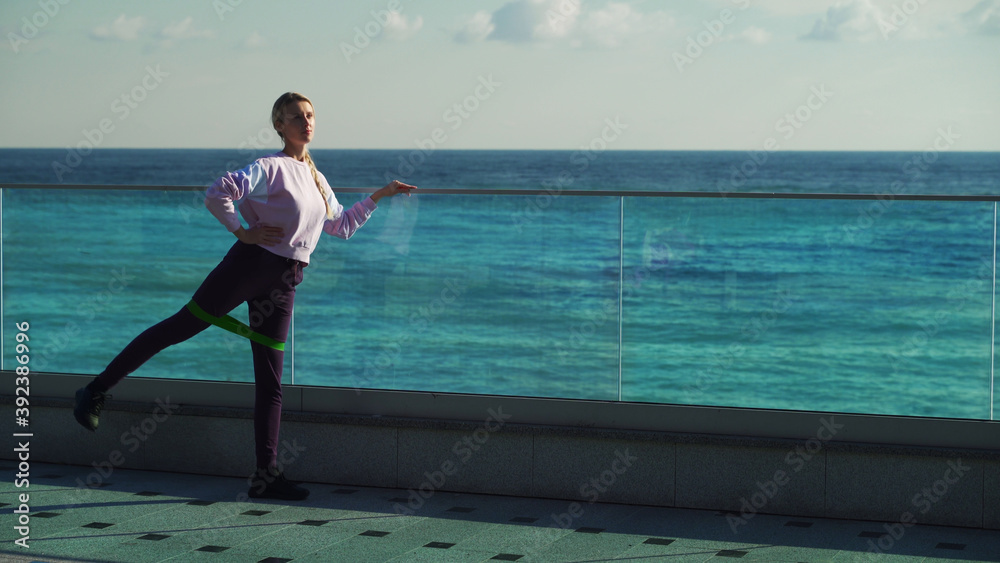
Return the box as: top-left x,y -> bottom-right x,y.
74,92 -> 415,501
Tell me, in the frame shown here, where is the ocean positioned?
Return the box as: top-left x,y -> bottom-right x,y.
2,148 -> 999,420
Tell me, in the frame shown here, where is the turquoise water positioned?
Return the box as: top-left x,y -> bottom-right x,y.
2,149 -> 999,420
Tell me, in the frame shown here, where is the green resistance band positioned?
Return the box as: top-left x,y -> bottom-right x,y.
185,300 -> 285,351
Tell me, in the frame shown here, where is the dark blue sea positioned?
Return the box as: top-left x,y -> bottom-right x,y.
2,148 -> 999,420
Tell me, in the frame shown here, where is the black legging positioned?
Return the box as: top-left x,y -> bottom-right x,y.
94,241 -> 304,469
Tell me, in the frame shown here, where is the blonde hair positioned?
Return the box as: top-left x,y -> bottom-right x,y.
271,92 -> 332,219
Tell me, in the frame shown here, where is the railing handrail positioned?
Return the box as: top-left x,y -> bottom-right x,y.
3,183 -> 1000,202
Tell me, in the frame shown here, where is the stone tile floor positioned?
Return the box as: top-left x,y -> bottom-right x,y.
1,461 -> 998,562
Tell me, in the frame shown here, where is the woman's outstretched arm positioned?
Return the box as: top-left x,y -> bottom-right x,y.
324,180 -> 417,240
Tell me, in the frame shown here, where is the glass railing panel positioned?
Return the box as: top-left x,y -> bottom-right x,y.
6,184 -> 996,418
994,201 -> 999,422
1,187 -> 293,383
621,196 -> 996,419
293,193 -> 623,399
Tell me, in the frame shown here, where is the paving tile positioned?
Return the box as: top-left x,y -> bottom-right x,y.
534,530 -> 659,562
659,538 -> 774,558
829,549 -> 927,562
738,544 -> 839,562
6,461 -> 1000,563
452,520 -> 574,555
9,534 -> 123,562
490,554 -> 526,561
258,530 -> 422,563
81,534 -> 197,563
18,508 -> 106,539
384,546 -> 499,562
103,499 -> 249,536
782,517 -> 888,553
331,491 -> 387,511
35,500 -> 190,537
384,513 -> 498,548
615,539 -> 718,563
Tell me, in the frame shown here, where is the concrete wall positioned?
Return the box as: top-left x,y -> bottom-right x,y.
4,397 -> 997,530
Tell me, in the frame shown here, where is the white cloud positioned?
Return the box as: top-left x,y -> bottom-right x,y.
91,14 -> 145,41
478,0 -> 580,42
534,0 -> 581,40
244,31 -> 266,49
802,0 -> 885,41
161,17 -> 214,41
455,0 -> 670,48
455,11 -> 496,43
803,0 -> 998,42
381,11 -> 424,41
962,0 -> 1000,35
717,0 -> 821,17
577,3 -> 640,48
155,17 -> 215,49
733,26 -> 773,44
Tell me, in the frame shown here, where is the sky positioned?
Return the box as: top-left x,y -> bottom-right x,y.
1,0 -> 998,151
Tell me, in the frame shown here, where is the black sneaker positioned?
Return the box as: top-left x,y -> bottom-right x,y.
74,386 -> 110,432
248,467 -> 309,501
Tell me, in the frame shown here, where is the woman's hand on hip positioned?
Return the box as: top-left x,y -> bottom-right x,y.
234,225 -> 284,245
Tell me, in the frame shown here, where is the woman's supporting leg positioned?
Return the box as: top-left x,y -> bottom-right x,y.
248,259 -> 301,470
245,258 -> 309,501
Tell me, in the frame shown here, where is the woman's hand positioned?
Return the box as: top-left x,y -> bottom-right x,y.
371,180 -> 417,203
234,225 -> 284,245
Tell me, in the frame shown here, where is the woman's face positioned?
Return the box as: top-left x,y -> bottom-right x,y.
276,101 -> 315,147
